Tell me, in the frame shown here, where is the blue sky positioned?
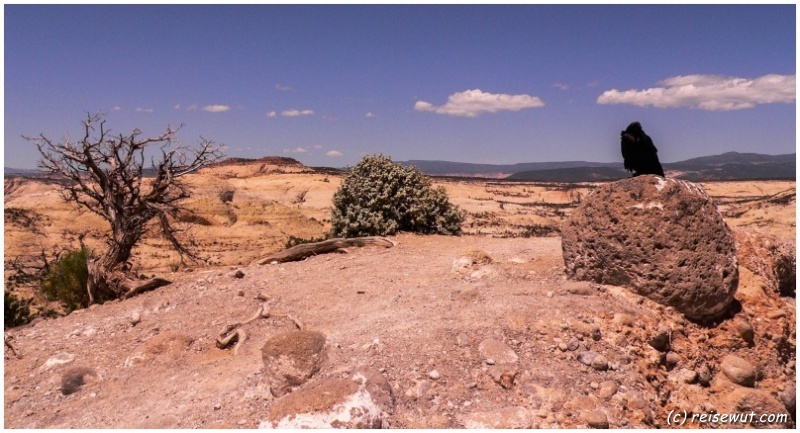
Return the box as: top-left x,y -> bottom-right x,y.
4,4 -> 796,169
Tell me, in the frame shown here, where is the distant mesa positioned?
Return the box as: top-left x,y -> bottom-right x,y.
400,152 -> 795,182
207,156 -> 307,169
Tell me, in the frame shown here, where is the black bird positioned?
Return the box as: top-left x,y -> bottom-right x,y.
620,122 -> 665,177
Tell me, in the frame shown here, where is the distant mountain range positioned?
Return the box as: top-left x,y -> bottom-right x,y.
400,152 -> 796,182
6,152 -> 795,183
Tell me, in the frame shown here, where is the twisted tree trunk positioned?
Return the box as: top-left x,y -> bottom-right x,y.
254,237 -> 397,265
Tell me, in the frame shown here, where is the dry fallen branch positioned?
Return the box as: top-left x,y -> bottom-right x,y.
254,236 -> 397,265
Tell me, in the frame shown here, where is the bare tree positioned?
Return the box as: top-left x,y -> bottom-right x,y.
26,113 -> 224,303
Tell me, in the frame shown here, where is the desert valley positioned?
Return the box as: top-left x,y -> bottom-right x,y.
3,156 -> 796,428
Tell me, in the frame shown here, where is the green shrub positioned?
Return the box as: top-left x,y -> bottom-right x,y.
330,155 -> 464,237
4,291 -> 32,329
40,248 -> 92,313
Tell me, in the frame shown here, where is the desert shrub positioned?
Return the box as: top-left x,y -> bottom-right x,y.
40,248 -> 96,313
4,207 -> 44,233
330,154 -> 464,237
219,189 -> 235,203
4,291 -> 32,329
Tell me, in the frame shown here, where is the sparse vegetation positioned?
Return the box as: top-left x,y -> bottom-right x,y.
330,154 -> 464,237
219,189 -> 235,203
293,189 -> 309,204
4,207 -> 45,233
39,248 -> 99,314
4,291 -> 32,328
27,113 -> 224,303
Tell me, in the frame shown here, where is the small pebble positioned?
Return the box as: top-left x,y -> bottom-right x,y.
720,355 -> 756,387
429,370 -> 441,380
584,410 -> 609,429
486,358 -> 495,365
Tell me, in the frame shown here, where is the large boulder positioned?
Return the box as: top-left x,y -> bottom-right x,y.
561,175 -> 738,320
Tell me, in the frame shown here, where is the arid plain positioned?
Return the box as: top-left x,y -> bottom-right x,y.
4,157 -> 796,428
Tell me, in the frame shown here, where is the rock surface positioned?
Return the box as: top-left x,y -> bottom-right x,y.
561,175 -> 738,319
720,354 -> 757,387
734,228 -> 796,297
261,330 -> 327,397
460,406 -> 532,428
259,367 -> 394,429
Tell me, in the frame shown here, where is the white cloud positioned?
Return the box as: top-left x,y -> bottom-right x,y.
268,109 -> 314,117
284,147 -> 308,154
111,106 -> 122,111
275,84 -> 294,92
326,150 -> 343,158
415,89 -> 545,117
135,108 -> 154,113
281,109 -> 314,117
366,112 -> 376,118
314,145 -> 324,149
203,104 -> 231,113
554,83 -> 569,90
597,74 -> 796,111
173,103 -> 181,110
186,104 -> 199,111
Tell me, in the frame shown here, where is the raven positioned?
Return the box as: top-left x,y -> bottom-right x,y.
621,122 -> 665,177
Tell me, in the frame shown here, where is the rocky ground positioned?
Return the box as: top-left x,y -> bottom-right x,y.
4,159 -> 796,428
4,232 -> 796,428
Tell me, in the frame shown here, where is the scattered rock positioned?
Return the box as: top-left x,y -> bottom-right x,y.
478,338 -> 518,364
669,368 -> 697,385
566,339 -> 581,351
561,175 -> 738,320
778,382 -> 795,415
60,366 -> 97,395
647,327 -> 671,352
696,364 -> 713,387
428,370 -> 441,380
713,385 -> 791,428
262,330 -> 327,397
488,365 -> 518,389
577,351 -> 597,366
578,351 -> 609,371
260,367 -> 394,429
583,410 -> 610,428
41,352 -> 75,370
591,355 -> 609,372
665,352 -> 681,370
734,318 -> 755,345
460,406 -> 531,429
720,355 -> 756,387
598,381 -> 619,400
233,270 -> 245,279
129,311 -> 141,327
767,310 -> 787,320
